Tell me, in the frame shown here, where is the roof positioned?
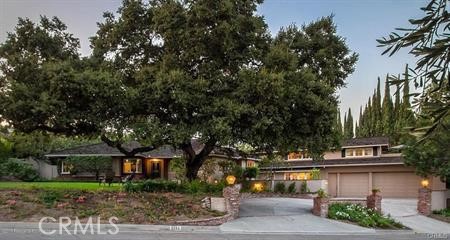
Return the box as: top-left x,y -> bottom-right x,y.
45,140 -> 260,161
342,137 -> 389,148
260,156 -> 404,170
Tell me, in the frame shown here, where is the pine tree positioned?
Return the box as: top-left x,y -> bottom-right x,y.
374,77 -> 383,135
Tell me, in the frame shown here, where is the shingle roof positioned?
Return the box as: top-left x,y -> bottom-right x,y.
45,139 -> 258,160
260,156 -> 403,170
342,137 -> 389,148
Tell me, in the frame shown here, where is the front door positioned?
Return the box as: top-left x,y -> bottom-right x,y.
145,159 -> 162,179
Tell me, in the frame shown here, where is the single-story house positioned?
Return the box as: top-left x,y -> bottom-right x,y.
45,140 -> 259,181
259,137 -> 448,209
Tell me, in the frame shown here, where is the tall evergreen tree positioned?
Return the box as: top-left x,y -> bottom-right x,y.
343,108 -> 354,139
382,75 -> 394,136
374,78 -> 383,135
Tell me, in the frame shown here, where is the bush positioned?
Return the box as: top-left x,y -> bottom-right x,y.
328,203 -> 404,229
274,182 -> 285,193
300,180 -> 308,194
0,158 -> 40,182
287,182 -> 296,193
432,208 -> 450,217
311,168 -> 321,180
244,167 -> 259,179
40,190 -> 62,208
124,179 -> 224,195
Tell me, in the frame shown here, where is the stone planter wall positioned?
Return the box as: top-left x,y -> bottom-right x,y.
176,184 -> 241,226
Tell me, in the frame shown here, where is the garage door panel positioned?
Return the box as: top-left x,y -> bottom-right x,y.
340,173 -> 369,197
328,173 -> 337,198
373,172 -> 420,198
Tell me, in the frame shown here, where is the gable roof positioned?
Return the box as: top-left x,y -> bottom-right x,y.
342,137 -> 389,148
260,155 -> 403,170
45,140 -> 259,161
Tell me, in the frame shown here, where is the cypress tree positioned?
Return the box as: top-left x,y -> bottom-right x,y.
382,74 -> 394,136
375,77 -> 383,135
344,108 -> 354,139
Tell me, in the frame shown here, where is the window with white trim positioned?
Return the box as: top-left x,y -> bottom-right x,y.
61,161 -> 73,174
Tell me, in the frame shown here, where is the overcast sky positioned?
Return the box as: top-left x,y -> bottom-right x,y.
0,0 -> 424,123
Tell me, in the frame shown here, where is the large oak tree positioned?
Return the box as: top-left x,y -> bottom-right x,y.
0,0 -> 357,180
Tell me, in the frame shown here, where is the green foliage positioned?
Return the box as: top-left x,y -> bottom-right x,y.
343,108 -> 354,139
39,190 -> 62,208
243,167 -> 259,179
0,137 -> 12,160
169,157 -> 187,182
0,158 -> 40,182
287,182 -> 296,193
0,1 -> 357,181
65,156 -> 112,179
328,203 -> 404,229
311,168 -> 321,180
232,166 -> 244,181
300,181 -> 308,194
124,179 -> 225,195
378,0 -> 450,139
317,188 -> 327,198
432,208 -> 450,217
403,116 -> 450,180
274,182 -> 286,193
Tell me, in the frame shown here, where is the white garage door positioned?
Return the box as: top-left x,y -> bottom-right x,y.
340,173 -> 369,197
373,172 -> 421,198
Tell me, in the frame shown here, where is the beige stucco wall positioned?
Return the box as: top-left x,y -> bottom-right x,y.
112,157 -> 121,177
323,151 -> 342,159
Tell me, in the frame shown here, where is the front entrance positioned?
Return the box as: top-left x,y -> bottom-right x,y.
145,159 -> 163,179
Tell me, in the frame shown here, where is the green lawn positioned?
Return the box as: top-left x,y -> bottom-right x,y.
0,181 -> 122,191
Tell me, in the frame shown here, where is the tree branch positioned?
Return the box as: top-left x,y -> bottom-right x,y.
100,134 -> 156,157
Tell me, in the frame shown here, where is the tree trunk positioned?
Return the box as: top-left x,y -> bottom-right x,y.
181,139 -> 216,181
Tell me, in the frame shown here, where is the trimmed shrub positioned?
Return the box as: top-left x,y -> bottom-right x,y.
0,158 -> 40,182
300,180 -> 308,194
125,179 -> 224,195
287,182 -> 296,193
274,182 -> 285,193
244,167 -> 259,179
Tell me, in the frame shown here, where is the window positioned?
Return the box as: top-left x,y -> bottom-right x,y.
287,151 -> 311,160
285,172 -> 311,180
345,148 -> 373,157
61,161 -> 73,174
346,149 -> 354,156
123,158 -> 142,174
246,160 -> 255,168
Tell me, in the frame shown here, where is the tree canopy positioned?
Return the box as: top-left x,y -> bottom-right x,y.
0,0 -> 357,180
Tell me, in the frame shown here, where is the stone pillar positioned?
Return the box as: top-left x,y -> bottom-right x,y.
223,184 -> 241,219
367,192 -> 382,213
418,187 -> 431,216
312,197 -> 329,217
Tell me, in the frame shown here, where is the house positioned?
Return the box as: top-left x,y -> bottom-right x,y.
45,140 -> 259,181
259,137 -> 448,208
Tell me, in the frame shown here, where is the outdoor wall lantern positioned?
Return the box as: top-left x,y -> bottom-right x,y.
253,183 -> 264,192
421,179 -> 429,188
226,175 -> 236,185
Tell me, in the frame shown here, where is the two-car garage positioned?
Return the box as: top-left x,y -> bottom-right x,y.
326,166 -> 422,198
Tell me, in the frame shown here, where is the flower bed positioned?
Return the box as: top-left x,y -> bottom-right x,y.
431,208 -> 450,223
328,203 -> 405,229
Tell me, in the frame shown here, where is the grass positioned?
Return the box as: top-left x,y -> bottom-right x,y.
0,181 -> 121,191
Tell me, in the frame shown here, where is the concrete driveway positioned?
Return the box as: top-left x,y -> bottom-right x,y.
220,198 -> 375,233
383,198 -> 450,233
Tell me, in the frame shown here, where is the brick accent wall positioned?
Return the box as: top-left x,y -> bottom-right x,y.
366,193 -> 382,213
312,197 -> 329,217
418,187 -> 432,216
